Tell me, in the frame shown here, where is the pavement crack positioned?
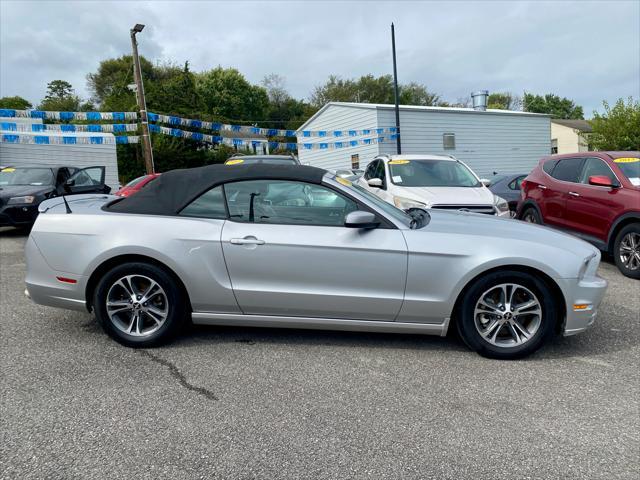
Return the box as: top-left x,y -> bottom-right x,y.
138,350 -> 218,401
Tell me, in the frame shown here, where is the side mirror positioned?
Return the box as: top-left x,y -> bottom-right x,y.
480,178 -> 491,187
344,210 -> 380,229
367,178 -> 383,188
63,179 -> 75,193
588,175 -> 616,188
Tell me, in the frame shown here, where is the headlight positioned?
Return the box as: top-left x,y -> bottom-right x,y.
393,195 -> 427,210
493,195 -> 509,214
7,195 -> 36,205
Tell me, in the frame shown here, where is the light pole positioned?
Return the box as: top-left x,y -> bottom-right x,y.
391,23 -> 401,154
130,23 -> 154,174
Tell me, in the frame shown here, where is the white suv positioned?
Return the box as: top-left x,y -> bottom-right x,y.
358,154 -> 510,217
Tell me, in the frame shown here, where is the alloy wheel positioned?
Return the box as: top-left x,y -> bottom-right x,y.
474,283 -> 542,348
106,274 -> 169,337
619,232 -> 640,271
523,211 -> 537,223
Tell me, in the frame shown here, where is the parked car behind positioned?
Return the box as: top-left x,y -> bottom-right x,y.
358,154 -> 510,217
518,152 -> 640,278
0,165 -> 109,228
489,173 -> 528,214
115,173 -> 161,197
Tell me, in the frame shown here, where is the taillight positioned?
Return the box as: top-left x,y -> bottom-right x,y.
521,180 -> 528,189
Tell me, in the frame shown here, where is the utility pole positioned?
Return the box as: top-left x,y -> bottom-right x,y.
130,23 -> 155,174
391,23 -> 402,154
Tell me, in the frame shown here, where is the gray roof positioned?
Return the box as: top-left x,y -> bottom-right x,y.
551,119 -> 593,133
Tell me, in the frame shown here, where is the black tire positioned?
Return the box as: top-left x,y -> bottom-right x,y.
520,207 -> 542,224
613,223 -> 640,279
456,270 -> 557,359
93,262 -> 188,347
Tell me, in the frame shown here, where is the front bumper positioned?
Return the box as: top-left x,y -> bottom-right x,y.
0,204 -> 39,226
557,275 -> 608,336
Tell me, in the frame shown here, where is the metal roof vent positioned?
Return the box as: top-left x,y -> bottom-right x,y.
471,90 -> 489,111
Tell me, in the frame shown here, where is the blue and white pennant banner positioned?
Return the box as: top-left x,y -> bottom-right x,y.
0,109 -> 138,121
148,112 -> 398,138
0,133 -> 139,145
1,122 -> 138,133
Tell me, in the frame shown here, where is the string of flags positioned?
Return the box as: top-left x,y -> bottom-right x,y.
0,122 -> 138,133
0,133 -> 139,145
148,111 -> 398,138
0,109 -> 138,121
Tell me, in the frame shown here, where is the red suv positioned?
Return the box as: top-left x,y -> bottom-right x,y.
518,152 -> 640,279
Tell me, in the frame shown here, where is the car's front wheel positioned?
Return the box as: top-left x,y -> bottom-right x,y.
456,271 -> 557,359
521,207 -> 542,224
613,223 -> 640,279
93,262 -> 188,347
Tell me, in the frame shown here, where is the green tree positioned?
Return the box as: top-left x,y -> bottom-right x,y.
38,80 -> 81,111
399,82 -> 441,106
487,92 -> 521,110
311,74 -> 440,107
588,97 -> 640,151
523,93 -> 584,119
147,61 -> 202,115
196,67 -> 268,122
0,96 -> 32,110
87,55 -> 155,111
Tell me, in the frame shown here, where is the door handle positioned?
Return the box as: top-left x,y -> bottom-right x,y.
538,184 -> 547,190
230,237 -> 265,245
568,191 -> 580,197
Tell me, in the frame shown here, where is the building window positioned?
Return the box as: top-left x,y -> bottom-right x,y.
443,133 -> 455,150
551,138 -> 558,154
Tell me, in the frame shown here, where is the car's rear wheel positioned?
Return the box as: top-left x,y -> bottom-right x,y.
521,207 -> 542,224
93,262 -> 187,347
456,271 -> 557,359
613,224 -> 640,279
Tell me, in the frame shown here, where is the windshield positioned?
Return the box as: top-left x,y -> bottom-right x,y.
0,167 -> 54,186
334,177 -> 413,227
613,157 -> 640,186
388,160 -> 480,187
124,175 -> 148,188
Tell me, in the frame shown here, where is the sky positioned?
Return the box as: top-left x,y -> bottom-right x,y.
1,0 -> 639,117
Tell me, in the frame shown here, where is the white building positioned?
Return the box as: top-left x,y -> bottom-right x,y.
296,101 -> 551,177
0,117 -> 120,190
551,119 -> 592,154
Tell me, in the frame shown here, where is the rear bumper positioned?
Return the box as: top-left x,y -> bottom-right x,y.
558,275 -> 608,336
24,235 -> 88,312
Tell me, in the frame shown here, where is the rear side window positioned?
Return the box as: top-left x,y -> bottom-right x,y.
550,158 -> 584,183
542,159 -> 558,175
180,185 -> 226,219
508,175 -> 526,190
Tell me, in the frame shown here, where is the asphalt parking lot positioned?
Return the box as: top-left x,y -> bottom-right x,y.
1,227 -> 638,480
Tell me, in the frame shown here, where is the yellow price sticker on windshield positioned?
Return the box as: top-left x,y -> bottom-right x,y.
614,157 -> 639,163
1,167 -> 15,172
388,160 -> 410,165
336,176 -> 352,187
225,159 -> 244,165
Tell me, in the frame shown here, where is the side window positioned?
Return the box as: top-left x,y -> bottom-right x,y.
542,159 -> 558,175
364,160 -> 378,181
376,161 -> 386,182
224,180 -> 358,226
508,175 -> 526,190
69,167 -> 103,186
550,158 -> 584,183
180,185 -> 226,219
579,157 -> 618,185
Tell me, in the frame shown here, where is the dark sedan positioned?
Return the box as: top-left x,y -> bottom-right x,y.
488,173 -> 528,214
0,165 -> 109,228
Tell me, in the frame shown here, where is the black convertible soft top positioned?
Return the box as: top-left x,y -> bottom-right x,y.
106,163 -> 327,215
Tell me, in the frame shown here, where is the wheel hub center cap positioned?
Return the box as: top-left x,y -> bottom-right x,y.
503,312 -> 513,320
133,302 -> 141,310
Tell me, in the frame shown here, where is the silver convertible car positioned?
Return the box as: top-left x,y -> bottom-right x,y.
25,164 -> 607,359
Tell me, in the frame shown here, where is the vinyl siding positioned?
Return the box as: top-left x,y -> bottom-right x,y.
296,104 -> 380,171
551,122 -> 589,154
377,108 -> 550,177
